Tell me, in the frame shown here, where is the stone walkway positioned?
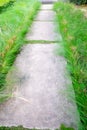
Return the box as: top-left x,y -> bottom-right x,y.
0,4 -> 80,130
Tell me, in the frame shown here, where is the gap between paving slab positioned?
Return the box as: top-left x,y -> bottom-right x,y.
25,40 -> 58,44
26,4 -> 61,42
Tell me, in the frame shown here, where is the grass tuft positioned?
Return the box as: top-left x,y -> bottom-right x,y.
0,0 -> 41,102
54,2 -> 87,130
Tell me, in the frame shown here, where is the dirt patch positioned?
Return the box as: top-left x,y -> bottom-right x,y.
75,5 -> 87,17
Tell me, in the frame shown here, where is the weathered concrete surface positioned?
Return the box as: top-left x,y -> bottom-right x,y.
0,44 -> 80,129
26,21 -> 61,41
41,4 -> 53,10
40,0 -> 58,4
26,4 -> 61,41
35,10 -> 55,21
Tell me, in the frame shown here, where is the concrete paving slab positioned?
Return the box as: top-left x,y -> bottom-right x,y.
40,0 -> 58,4
35,10 -> 55,21
26,21 -> 61,41
41,4 -> 53,10
0,44 -> 80,129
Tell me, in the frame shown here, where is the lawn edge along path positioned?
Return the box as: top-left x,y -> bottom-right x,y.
54,2 -> 87,130
0,0 -> 41,102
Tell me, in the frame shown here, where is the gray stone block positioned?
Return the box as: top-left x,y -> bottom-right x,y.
26,21 -> 60,41
41,4 -> 53,10
35,10 -> 55,21
0,44 -> 80,129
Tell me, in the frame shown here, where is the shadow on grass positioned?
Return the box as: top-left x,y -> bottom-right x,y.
0,1 -> 14,14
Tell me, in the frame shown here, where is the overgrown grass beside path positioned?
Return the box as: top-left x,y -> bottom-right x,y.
0,0 -> 15,14
0,124 -> 75,130
0,0 -> 40,102
54,2 -> 87,130
0,0 -> 11,6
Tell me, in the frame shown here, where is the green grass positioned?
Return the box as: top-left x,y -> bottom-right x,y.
0,0 -> 15,13
24,40 -> 58,44
0,0 -> 40,102
54,2 -> 87,130
0,0 -> 11,6
0,126 -> 36,130
0,125 -> 74,130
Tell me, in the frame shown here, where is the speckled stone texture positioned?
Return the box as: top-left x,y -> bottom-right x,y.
26,21 -> 59,41
41,4 -> 53,10
26,4 -> 61,41
35,10 -> 55,21
0,44 -> 80,129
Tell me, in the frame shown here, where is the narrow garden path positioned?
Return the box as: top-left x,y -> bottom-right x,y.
0,3 -> 80,129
